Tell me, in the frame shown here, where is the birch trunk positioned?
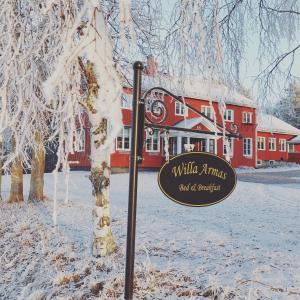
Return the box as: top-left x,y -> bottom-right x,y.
0,141 -> 2,201
90,116 -> 116,256
81,61 -> 116,256
28,132 -> 45,201
8,137 -> 24,203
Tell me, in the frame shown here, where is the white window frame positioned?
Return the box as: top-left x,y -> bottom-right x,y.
279,139 -> 286,152
269,137 -> 276,151
242,112 -> 252,124
116,127 -> 131,151
257,136 -> 266,150
201,105 -> 214,120
76,129 -> 85,152
288,143 -> 295,153
224,109 -> 234,122
223,138 -> 234,157
243,138 -> 252,157
146,129 -> 160,152
121,93 -> 132,109
175,101 -> 186,116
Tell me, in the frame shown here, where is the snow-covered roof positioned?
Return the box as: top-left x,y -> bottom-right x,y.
123,71 -> 257,108
287,135 -> 300,144
257,114 -> 300,135
174,117 -> 221,133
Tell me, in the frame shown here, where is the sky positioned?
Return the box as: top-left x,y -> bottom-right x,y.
159,0 -> 300,105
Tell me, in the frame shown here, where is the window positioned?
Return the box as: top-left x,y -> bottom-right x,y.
175,101 -> 186,116
209,139 -> 215,153
279,139 -> 286,152
243,138 -> 252,157
242,112 -> 252,124
169,137 -> 178,156
146,129 -> 160,152
223,138 -> 234,156
121,93 -> 132,109
288,143 -> 294,153
257,137 -> 265,150
201,106 -> 214,120
77,129 -> 85,152
224,109 -> 234,122
116,127 -> 131,150
269,137 -> 276,151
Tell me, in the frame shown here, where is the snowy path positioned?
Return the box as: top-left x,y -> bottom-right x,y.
0,171 -> 300,299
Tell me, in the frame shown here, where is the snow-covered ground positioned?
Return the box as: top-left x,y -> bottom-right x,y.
0,171 -> 300,299
236,163 -> 300,174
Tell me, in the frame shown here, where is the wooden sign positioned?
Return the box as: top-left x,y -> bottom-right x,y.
158,152 -> 237,207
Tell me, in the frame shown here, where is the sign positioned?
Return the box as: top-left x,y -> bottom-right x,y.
158,152 -> 236,207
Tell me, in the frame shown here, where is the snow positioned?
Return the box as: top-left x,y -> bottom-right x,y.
288,135 -> 300,144
257,113 -> 300,135
1,171 -> 300,299
236,163 -> 300,173
123,71 -> 257,109
173,117 -> 221,134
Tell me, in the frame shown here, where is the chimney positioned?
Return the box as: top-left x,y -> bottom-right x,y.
145,55 -> 158,76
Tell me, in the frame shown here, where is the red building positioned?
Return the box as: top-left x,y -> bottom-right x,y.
68,64 -> 300,170
257,114 -> 300,166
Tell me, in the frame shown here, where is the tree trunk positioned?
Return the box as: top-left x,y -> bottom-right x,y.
90,117 -> 116,257
0,141 -> 2,201
9,137 -> 24,203
80,60 -> 116,256
28,132 -> 45,201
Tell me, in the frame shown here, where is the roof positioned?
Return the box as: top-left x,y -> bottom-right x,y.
122,71 -> 257,108
287,135 -> 300,144
257,113 -> 300,135
174,117 -> 221,133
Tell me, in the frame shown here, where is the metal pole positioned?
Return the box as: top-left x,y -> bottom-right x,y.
125,61 -> 144,300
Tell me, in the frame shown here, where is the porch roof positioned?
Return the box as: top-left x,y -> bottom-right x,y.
168,117 -> 221,138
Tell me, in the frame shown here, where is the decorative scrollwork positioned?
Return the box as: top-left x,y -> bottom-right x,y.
230,123 -> 239,134
146,127 -> 155,136
143,88 -> 168,125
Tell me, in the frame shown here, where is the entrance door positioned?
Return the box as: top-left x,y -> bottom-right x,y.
190,138 -> 206,152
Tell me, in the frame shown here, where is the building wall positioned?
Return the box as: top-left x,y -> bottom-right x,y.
257,131 -> 294,162
110,91 -> 258,169
68,88 -> 298,170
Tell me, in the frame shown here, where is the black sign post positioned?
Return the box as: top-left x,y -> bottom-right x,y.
124,61 -> 240,300
125,61 -> 144,300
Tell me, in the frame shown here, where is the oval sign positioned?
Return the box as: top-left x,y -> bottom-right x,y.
158,152 -> 237,207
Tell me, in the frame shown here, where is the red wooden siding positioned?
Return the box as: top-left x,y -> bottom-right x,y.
257,132 -> 294,162
68,87 -> 300,170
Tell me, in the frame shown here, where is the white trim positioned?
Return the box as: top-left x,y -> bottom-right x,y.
258,129 -> 300,135
268,137 -> 276,151
224,109 -> 234,122
175,101 -> 186,116
116,126 -> 131,151
279,139 -> 286,152
257,136 -> 266,150
242,111 -> 252,124
288,143 -> 295,153
201,105 -> 214,120
146,129 -> 160,152
257,159 -> 262,166
243,138 -> 253,157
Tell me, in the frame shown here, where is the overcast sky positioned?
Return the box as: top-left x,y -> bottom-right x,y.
159,0 -> 300,103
